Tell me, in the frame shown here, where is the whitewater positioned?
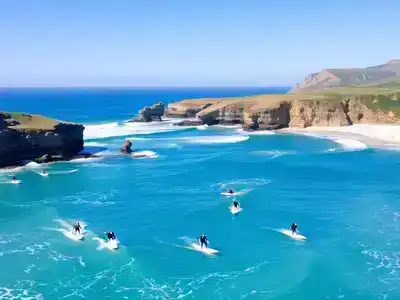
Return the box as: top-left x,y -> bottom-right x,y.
0,88 -> 400,300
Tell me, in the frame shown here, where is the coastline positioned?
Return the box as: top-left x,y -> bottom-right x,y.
280,124 -> 400,149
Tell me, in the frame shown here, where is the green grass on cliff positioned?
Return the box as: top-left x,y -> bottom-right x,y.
1,112 -> 60,130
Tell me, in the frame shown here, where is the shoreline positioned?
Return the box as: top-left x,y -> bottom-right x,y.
279,124 -> 400,149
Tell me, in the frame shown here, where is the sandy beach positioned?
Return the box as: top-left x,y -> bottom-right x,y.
280,124 -> 400,150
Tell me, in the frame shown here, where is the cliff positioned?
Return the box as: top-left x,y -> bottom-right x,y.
163,87 -> 400,130
290,60 -> 400,93
165,100 -> 216,118
0,112 -> 84,168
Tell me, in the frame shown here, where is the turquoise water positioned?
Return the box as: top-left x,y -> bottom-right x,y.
1,88 -> 400,299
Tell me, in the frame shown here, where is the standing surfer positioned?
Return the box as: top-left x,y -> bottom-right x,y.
233,200 -> 239,208
291,222 -> 298,234
73,222 -> 82,235
199,233 -> 208,249
106,231 -> 116,241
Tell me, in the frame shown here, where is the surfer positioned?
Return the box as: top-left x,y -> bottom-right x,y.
106,231 -> 116,241
41,169 -> 47,175
291,222 -> 298,235
199,233 -> 208,249
11,176 -> 17,182
233,200 -> 239,208
73,222 -> 82,235
228,189 -> 234,194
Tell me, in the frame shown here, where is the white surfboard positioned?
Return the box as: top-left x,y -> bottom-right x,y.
190,243 -> 219,255
131,150 -> 157,158
280,229 -> 307,240
230,206 -> 243,214
38,172 -> 49,177
63,230 -> 84,241
221,192 -> 239,196
11,180 -> 21,184
107,239 -> 119,250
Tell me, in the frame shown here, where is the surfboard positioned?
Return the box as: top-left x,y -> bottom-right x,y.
131,150 -> 157,158
39,172 -> 49,177
11,180 -> 21,184
280,229 -> 307,240
190,243 -> 219,255
107,239 -> 119,250
221,192 -> 239,196
230,206 -> 243,214
64,230 -> 84,241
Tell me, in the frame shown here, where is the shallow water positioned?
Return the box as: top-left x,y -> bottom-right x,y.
0,88 -> 400,299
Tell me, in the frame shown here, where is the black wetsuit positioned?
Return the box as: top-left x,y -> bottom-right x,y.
233,201 -> 239,208
12,177 -> 16,181
291,223 -> 298,234
199,235 -> 208,248
73,224 -> 81,234
228,189 -> 233,194
107,232 -> 116,240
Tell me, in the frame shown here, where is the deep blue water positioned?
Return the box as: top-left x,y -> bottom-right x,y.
0,88 -> 400,300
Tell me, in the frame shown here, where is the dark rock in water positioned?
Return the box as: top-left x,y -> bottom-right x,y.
120,140 -> 133,154
130,102 -> 165,122
173,119 -> 203,126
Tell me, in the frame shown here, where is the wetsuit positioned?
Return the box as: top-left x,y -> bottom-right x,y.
199,234 -> 208,248
12,177 -> 16,181
73,223 -> 81,234
291,223 -> 298,234
228,189 -> 233,194
233,201 -> 239,208
107,232 -> 116,240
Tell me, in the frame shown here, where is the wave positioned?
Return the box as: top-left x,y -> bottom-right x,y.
212,178 -> 270,190
176,135 -> 249,144
334,139 -> 368,151
131,150 -> 158,159
24,161 -> 42,168
250,150 -> 296,159
68,157 -> 104,163
50,169 -> 78,175
236,129 -> 275,136
84,119 -> 188,140
84,141 -> 108,147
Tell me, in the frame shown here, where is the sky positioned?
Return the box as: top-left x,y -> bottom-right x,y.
1,0 -> 400,87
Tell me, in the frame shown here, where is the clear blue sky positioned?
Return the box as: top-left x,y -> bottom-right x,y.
1,0 -> 399,87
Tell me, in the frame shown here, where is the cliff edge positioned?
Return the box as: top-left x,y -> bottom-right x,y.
0,112 -> 84,168
163,88 -> 400,130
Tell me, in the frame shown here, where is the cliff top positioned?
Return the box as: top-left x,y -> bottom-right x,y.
0,112 -> 66,131
168,86 -> 400,116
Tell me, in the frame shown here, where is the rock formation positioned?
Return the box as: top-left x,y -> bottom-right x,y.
130,102 -> 165,122
120,140 -> 133,154
0,112 -> 84,168
165,100 -> 216,118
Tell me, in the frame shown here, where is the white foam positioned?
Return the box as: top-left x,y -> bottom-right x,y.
251,150 -> 296,159
177,135 -> 249,144
68,157 -> 104,163
334,139 -> 368,150
0,166 -> 23,174
131,150 -> 158,159
84,119 -> 188,140
236,128 -> 275,135
24,162 -> 42,168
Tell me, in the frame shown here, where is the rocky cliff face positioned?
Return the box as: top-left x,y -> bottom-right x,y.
165,100 -> 217,118
130,102 -> 165,122
0,112 -> 84,168
161,91 -> 400,131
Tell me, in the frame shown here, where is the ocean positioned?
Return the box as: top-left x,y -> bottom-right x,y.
0,87 -> 399,300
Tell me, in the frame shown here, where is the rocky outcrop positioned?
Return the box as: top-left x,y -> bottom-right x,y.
130,102 -> 165,122
165,100 -> 217,118
173,119 -> 203,126
0,112 -> 84,168
120,140 -> 132,154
